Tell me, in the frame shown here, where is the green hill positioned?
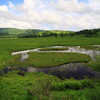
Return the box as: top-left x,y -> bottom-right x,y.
0,28 -> 73,38
0,28 -> 44,38
0,28 -> 100,38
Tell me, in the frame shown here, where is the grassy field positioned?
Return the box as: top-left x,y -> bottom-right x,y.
0,37 -> 100,100
0,37 -> 100,55
80,45 -> 100,50
0,37 -> 100,68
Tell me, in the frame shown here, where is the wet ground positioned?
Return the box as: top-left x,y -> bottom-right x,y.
12,45 -> 100,61
1,45 -> 100,79
26,63 -> 97,79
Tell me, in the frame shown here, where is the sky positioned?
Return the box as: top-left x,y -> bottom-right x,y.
0,0 -> 100,31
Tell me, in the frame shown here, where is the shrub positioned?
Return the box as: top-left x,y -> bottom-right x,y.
51,78 -> 95,91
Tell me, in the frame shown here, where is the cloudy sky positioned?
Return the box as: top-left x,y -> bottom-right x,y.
0,0 -> 100,31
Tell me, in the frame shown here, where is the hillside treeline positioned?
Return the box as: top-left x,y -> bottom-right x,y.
0,28 -> 100,38
74,28 -> 100,37
19,28 -> 100,38
19,31 -> 73,38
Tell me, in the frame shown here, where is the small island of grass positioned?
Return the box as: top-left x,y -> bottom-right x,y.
5,52 -> 91,69
39,47 -> 69,51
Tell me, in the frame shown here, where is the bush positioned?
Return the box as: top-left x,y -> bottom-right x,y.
28,75 -> 59,100
51,78 -> 95,91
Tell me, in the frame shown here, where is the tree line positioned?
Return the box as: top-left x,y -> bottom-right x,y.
74,29 -> 100,37
19,31 -> 74,38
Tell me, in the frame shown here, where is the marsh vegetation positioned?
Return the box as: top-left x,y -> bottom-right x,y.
0,29 -> 100,100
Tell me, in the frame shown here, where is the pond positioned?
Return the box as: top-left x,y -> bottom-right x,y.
26,63 -> 98,79
1,45 -> 100,79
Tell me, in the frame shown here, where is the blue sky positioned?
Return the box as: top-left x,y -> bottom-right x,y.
0,0 -> 23,5
0,0 -> 88,5
79,0 -> 88,2
0,0 -> 100,30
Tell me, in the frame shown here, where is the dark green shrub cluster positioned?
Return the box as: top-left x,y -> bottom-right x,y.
51,78 -> 95,91
74,28 -> 100,37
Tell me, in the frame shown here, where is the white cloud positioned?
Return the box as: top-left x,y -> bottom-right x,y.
52,0 -> 92,14
0,18 -> 33,29
0,6 -> 8,11
0,0 -> 100,31
89,0 -> 100,11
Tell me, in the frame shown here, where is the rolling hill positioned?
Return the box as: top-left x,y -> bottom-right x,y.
0,28 -> 100,38
0,28 -> 44,37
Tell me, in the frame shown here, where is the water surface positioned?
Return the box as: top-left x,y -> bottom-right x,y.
12,45 -> 100,60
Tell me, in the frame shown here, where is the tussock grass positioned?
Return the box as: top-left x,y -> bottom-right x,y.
0,71 -> 98,100
51,78 -> 94,91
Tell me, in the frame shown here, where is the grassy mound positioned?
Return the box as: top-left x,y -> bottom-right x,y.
5,52 -> 91,69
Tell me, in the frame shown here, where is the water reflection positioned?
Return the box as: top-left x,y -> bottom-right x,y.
1,45 -> 100,79
26,63 -> 98,79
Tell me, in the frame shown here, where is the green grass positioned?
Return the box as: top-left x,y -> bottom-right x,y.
80,45 -> 100,50
39,47 -> 69,51
50,87 -> 100,100
51,78 -> 94,91
0,71 -> 100,100
0,37 -> 100,68
87,56 -> 100,72
0,37 -> 100,100
0,37 -> 100,53
5,52 -> 91,69
0,72 -> 58,100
